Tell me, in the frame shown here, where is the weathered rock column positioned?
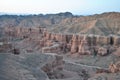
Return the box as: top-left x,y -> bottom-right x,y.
70,35 -> 79,53
78,35 -> 90,55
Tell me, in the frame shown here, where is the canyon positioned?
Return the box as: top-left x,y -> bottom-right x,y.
0,12 -> 120,80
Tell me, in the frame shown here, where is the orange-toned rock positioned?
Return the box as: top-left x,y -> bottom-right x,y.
78,36 -> 91,55
3,26 -> 120,56
70,35 -> 79,53
109,63 -> 118,73
45,32 -> 51,40
109,61 -> 120,73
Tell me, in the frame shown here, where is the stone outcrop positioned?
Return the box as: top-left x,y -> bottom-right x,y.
70,35 -> 79,53
4,27 -> 40,39
3,26 -> 120,56
109,61 -> 120,73
78,36 -> 91,55
97,47 -> 108,56
42,43 -> 61,53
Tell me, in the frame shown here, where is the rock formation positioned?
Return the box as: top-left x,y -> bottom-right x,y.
109,61 -> 120,73
70,35 -> 79,53
42,43 -> 61,53
2,26 -> 120,57
97,47 -> 108,56
1,12 -> 120,80
78,36 -> 91,55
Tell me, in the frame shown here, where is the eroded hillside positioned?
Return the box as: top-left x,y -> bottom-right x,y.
0,12 -> 120,35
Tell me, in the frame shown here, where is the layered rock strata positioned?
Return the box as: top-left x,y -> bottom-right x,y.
43,29 -> 120,55
4,27 -> 120,56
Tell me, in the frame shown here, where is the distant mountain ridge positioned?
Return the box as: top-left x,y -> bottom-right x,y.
0,12 -> 74,30
0,12 -> 120,35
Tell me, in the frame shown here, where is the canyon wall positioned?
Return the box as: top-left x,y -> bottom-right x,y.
3,26 -> 120,55
43,29 -> 120,55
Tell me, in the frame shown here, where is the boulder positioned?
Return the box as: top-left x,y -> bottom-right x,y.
97,47 -> 108,56
109,63 -> 118,73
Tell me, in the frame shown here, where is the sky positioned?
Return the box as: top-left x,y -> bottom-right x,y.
0,0 -> 120,15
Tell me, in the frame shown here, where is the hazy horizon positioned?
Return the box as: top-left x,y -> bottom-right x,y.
0,0 -> 120,15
